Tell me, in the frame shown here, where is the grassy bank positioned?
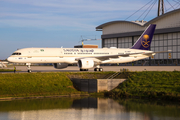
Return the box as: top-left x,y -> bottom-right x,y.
0,72 -> 113,98
1,71 -> 180,100
105,71 -> 180,100
0,72 -> 84,97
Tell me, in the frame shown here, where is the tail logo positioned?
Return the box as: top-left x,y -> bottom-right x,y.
141,34 -> 150,48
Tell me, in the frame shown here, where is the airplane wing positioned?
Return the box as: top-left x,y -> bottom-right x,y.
95,50 -> 173,61
75,50 -> 171,62
75,52 -> 144,61
93,52 -> 145,61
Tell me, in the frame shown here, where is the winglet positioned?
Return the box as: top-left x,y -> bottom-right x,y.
131,24 -> 156,50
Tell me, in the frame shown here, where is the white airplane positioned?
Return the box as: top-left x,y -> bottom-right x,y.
7,24 -> 170,72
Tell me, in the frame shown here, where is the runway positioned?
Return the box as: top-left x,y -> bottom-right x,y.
2,65 -> 180,73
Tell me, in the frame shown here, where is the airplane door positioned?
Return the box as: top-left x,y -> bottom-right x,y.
27,51 -> 32,58
60,49 -> 63,58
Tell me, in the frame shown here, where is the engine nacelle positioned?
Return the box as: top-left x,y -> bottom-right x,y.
78,59 -> 94,69
53,63 -> 68,69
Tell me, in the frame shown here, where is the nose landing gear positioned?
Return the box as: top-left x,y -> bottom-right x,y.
26,63 -> 32,73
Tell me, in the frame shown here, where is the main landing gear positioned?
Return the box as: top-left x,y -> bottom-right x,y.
26,63 -> 32,73
79,66 -> 103,72
94,68 -> 103,71
80,69 -> 88,71
79,68 -> 103,71
94,65 -> 103,72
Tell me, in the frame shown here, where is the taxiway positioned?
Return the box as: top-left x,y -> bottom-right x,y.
1,66 -> 180,73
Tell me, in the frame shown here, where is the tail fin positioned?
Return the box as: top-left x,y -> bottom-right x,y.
131,24 -> 156,50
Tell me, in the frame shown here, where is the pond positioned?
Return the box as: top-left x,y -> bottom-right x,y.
0,97 -> 179,120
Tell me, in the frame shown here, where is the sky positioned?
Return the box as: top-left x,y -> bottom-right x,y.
0,0 -> 177,59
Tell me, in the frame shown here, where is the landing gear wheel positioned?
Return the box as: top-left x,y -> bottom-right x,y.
28,69 -> 32,73
80,69 -> 88,71
94,68 -> 103,72
99,68 -> 103,72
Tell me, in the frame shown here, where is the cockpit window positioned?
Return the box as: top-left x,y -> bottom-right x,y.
12,52 -> 21,55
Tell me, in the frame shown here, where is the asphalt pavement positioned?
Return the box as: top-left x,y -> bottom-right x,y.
1,65 -> 180,73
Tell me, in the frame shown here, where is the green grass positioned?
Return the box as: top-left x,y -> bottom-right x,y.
1,71 -> 180,100
0,72 -> 115,98
105,71 -> 180,100
0,69 -> 14,72
0,72 -> 83,97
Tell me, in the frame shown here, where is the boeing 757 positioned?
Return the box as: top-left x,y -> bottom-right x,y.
7,24 -> 170,72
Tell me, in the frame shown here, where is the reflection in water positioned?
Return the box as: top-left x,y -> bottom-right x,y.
0,97 -> 179,120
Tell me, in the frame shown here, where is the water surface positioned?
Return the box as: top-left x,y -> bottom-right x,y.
0,97 -> 179,120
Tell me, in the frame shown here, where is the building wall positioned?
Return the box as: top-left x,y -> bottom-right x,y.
74,45 -> 98,48
152,11 -> 180,29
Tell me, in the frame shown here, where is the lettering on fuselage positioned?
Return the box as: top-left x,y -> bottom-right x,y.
125,51 -> 131,53
63,49 -> 94,53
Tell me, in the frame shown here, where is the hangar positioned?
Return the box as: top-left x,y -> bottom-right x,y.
96,8 -> 180,66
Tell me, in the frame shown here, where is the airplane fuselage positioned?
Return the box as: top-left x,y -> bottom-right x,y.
7,47 -> 153,64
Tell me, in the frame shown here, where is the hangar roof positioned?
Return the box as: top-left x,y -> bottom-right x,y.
96,8 -> 180,31
145,8 -> 180,25
96,21 -> 142,30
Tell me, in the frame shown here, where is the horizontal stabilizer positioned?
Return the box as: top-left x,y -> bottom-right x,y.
154,50 -> 171,54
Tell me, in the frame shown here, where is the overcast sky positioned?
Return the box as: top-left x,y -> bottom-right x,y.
0,0 -> 177,59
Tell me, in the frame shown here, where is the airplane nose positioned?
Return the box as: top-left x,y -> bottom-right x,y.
7,57 -> 12,62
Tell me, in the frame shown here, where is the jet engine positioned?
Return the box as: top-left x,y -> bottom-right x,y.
53,63 -> 68,69
77,59 -> 94,69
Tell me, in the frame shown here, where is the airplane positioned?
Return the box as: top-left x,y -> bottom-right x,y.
7,24 -> 170,72
0,61 -> 8,68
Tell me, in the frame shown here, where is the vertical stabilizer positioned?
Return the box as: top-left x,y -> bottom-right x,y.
131,24 -> 156,50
